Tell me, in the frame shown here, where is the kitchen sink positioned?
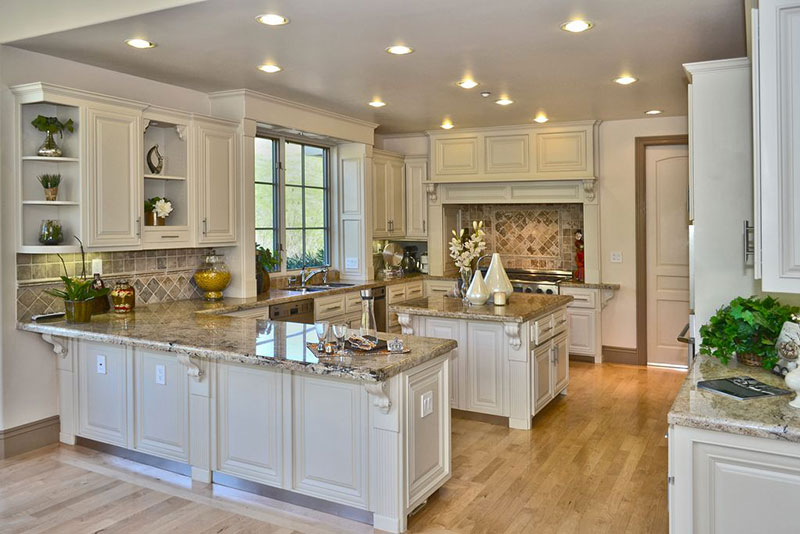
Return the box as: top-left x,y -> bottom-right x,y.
288,283 -> 357,292
319,282 -> 356,288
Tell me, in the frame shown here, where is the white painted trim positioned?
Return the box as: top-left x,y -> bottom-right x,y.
425,119 -> 600,136
683,57 -> 751,81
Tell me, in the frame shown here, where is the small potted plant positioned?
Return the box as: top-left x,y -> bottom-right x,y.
699,295 -> 799,369
44,256 -> 110,324
31,115 -> 75,157
38,219 -> 64,245
256,243 -> 281,293
144,197 -> 173,226
37,173 -> 61,201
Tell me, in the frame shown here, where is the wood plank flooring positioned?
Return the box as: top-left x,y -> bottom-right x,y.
0,361 -> 684,534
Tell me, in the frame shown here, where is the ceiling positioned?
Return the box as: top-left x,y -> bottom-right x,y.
6,0 -> 746,134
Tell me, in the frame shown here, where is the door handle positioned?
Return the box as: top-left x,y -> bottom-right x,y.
135,217 -> 141,236
202,218 -> 208,236
423,220 -> 426,233
743,220 -> 755,265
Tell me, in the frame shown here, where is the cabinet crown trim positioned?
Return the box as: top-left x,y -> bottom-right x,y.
425,119 -> 600,136
11,82 -> 148,110
683,57 -> 751,81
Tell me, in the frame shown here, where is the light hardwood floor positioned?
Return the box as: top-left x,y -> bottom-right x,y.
0,361 -> 684,534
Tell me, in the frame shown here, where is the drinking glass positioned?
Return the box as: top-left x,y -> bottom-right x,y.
315,321 -> 330,352
332,323 -> 350,355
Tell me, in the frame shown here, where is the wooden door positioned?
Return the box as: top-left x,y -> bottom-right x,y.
371,158 -> 389,237
197,120 -> 237,244
388,158 -> 406,235
405,157 -> 428,238
646,145 -> 690,366
532,342 -> 553,414
86,106 -> 141,247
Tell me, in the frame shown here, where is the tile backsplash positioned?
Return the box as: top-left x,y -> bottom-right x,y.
16,248 -> 214,318
448,203 -> 584,273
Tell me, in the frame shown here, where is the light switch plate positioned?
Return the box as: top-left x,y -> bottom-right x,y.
96,355 -> 106,374
155,364 -> 166,385
610,251 -> 623,263
345,257 -> 359,269
421,391 -> 434,418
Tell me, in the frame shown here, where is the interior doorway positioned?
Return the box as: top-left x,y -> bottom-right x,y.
635,135 -> 689,366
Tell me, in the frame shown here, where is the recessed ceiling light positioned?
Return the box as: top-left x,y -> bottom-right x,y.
369,100 -> 386,108
386,45 -> 414,55
457,79 -> 479,89
125,38 -> 156,49
533,113 -> 549,123
645,109 -> 663,115
258,64 -> 282,73
441,119 -> 454,130
495,98 -> 514,106
560,20 -> 593,33
614,76 -> 638,85
480,91 -> 492,98
256,13 -> 290,26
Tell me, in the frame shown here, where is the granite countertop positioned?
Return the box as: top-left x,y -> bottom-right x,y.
668,353 -> 800,443
388,293 -> 573,323
19,299 -> 456,383
559,281 -> 621,290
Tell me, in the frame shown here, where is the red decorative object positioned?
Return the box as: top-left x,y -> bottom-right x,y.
574,229 -> 585,282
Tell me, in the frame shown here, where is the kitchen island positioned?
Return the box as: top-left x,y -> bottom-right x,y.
389,294 -> 572,430
20,300 -> 456,534
668,353 -> 800,533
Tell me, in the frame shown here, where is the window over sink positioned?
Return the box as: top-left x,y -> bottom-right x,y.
255,134 -> 330,272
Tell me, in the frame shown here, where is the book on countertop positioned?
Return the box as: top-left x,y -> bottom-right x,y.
697,376 -> 792,400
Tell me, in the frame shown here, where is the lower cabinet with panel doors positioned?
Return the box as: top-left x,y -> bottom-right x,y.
560,285 -> 617,363
399,303 -> 570,430
53,336 -> 453,534
669,424 -> 800,534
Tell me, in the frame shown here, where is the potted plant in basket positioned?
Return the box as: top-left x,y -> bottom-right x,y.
37,173 -> 61,201
31,115 -> 74,157
699,296 -> 799,369
144,197 -> 173,226
44,250 -> 110,324
256,243 -> 281,293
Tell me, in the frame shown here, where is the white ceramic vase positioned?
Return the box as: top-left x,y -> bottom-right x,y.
484,253 -> 513,302
466,270 -> 490,306
785,367 -> 800,409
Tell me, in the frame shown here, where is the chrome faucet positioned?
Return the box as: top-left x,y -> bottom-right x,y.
301,267 -> 329,286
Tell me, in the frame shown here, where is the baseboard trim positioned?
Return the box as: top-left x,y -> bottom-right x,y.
0,415 -> 60,459
569,354 -> 594,363
602,345 -> 640,365
76,437 -> 192,477
451,409 -> 508,427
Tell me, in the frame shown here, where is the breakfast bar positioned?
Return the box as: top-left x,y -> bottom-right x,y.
20,301 -> 456,534
389,293 -> 572,430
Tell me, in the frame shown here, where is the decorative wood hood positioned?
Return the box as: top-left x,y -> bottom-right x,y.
424,120 -> 599,184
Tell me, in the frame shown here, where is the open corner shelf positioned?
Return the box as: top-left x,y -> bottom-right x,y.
22,200 -> 80,206
22,156 -> 79,162
144,174 -> 186,181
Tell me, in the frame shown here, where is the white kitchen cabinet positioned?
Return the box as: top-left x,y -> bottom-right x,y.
404,156 -> 428,238
428,121 -> 598,182
670,425 -> 800,533
465,321 -> 505,416
217,362 -> 285,487
85,105 -> 142,247
78,341 -> 130,447
757,0 -> 800,292
421,317 -> 465,409
532,341 -> 554,413
133,349 -> 190,462
566,308 -> 596,356
292,374 -> 369,508
424,279 -> 457,297
196,118 -> 238,245
372,150 -> 406,238
553,332 -> 569,393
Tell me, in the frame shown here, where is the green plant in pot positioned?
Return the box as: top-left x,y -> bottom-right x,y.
256,243 -> 281,293
43,237 -> 110,323
31,115 -> 74,157
699,296 -> 799,369
37,173 -> 61,201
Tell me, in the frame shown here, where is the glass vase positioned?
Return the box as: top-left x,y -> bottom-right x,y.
459,268 -> 473,303
38,219 -> 64,245
37,131 -> 63,157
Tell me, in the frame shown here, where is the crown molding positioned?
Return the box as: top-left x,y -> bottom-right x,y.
683,57 -> 750,82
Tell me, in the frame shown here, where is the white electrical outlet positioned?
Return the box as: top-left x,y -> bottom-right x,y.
91,258 -> 103,275
155,364 -> 166,385
610,251 -> 623,263
421,391 -> 434,418
96,355 -> 107,374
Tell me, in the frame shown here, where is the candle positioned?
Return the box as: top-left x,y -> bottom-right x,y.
493,291 -> 507,306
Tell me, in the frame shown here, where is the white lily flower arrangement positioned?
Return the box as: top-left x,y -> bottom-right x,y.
154,198 -> 173,219
449,220 -> 486,271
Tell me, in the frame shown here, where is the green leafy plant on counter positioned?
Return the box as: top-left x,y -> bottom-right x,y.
36,173 -> 61,188
699,296 -> 799,369
43,237 -> 108,302
30,115 -> 74,138
256,243 -> 281,272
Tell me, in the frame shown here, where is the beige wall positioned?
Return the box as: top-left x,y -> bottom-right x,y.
598,116 -> 688,350
0,45 -> 211,431
374,134 -> 428,155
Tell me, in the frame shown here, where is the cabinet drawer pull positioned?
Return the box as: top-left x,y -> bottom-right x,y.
555,319 -> 568,326
161,235 -> 181,239
322,304 -> 343,312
